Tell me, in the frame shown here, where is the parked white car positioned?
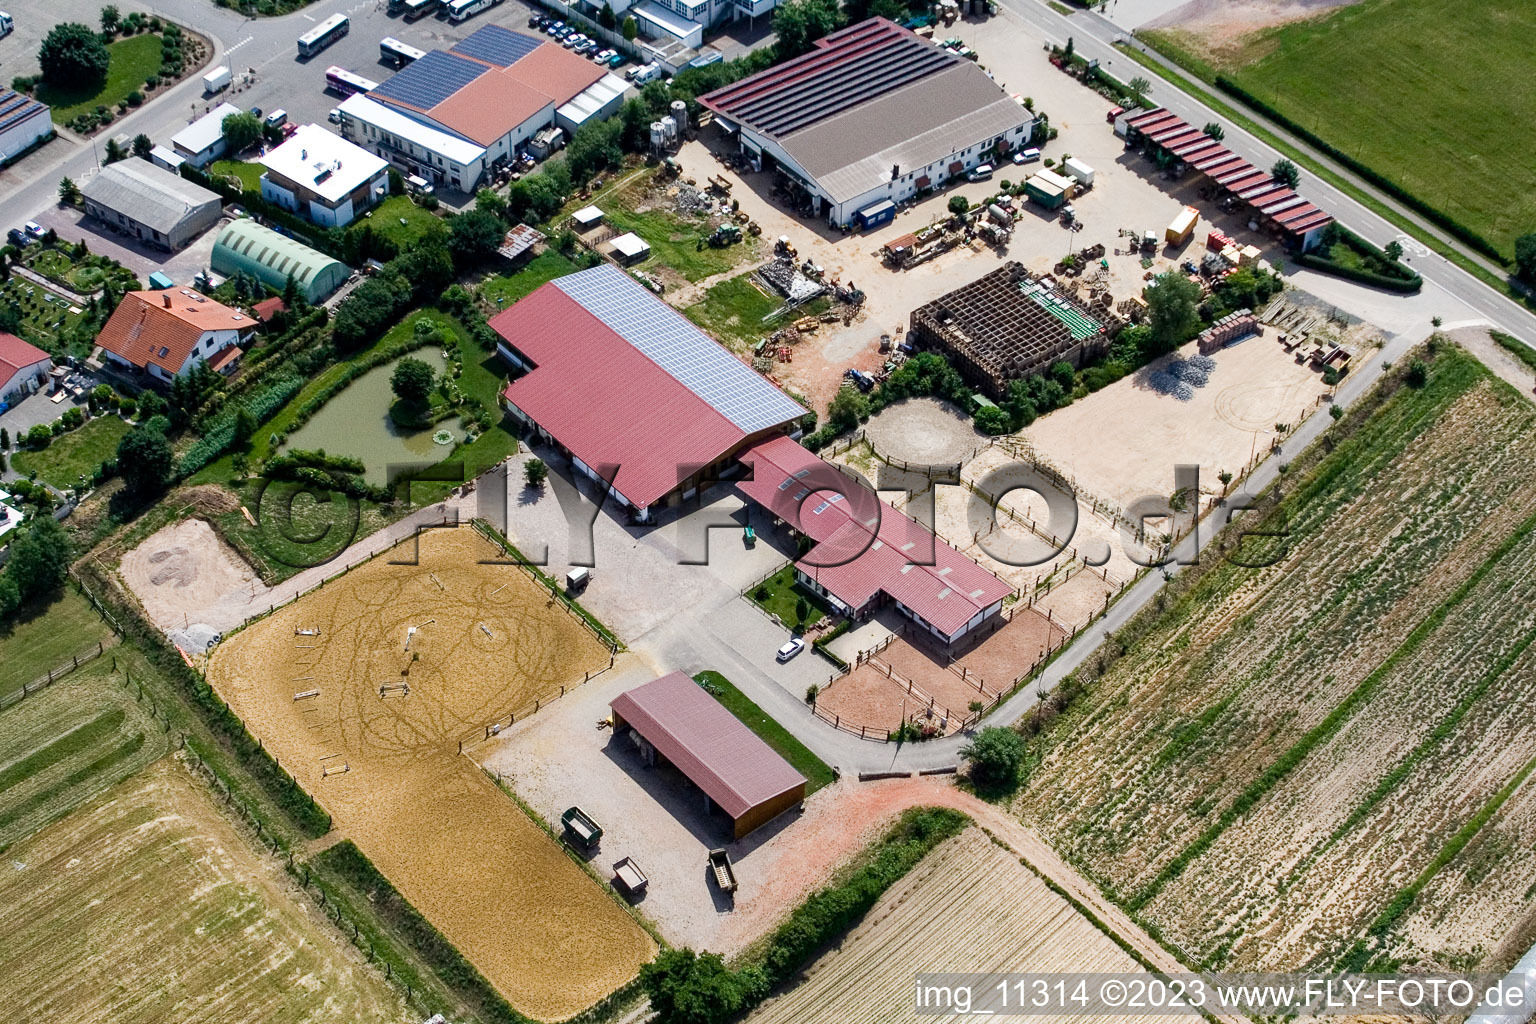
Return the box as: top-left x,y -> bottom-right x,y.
776,638 -> 806,662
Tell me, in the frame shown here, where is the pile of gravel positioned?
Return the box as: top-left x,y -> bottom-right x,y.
1148,354 -> 1217,401
674,187 -> 712,216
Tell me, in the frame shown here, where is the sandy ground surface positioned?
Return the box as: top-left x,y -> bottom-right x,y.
748,828 -> 1201,1024
0,759 -> 408,1024
208,527 -> 654,1020
1021,331 -> 1333,513
862,397 -> 988,467
1140,0 -> 1365,61
1449,326 -> 1536,400
119,518 -> 261,634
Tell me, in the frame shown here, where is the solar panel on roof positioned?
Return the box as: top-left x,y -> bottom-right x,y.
450,24 -> 543,67
370,50 -> 489,111
553,266 -> 805,435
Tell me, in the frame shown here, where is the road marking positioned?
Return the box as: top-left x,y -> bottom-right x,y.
226,35 -> 254,54
1393,234 -> 1431,259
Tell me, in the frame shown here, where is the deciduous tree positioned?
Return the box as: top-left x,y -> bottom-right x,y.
39,23 -> 109,89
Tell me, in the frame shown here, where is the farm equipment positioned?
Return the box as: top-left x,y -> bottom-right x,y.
707,174 -> 733,194
743,525 -> 756,547
709,848 -> 738,894
613,856 -> 648,897
657,157 -> 681,181
561,806 -> 603,849
774,235 -> 797,259
708,223 -> 741,247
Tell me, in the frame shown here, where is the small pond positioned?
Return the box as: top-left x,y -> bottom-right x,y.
285,349 -> 453,485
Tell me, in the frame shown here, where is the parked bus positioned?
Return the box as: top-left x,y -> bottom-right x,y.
379,36 -> 427,66
446,0 -> 493,22
401,0 -> 439,21
324,65 -> 380,97
386,0 -> 407,11
297,14 -> 349,58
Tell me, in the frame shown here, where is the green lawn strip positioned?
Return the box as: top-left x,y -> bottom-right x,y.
747,563 -> 832,634
359,195 -> 443,251
693,671 -> 835,794
1130,501 -> 1536,913
0,589 -> 113,700
0,709 -> 125,794
37,33 -> 163,122
1338,748 -> 1536,972
209,160 -> 267,192
682,275 -> 828,352
1492,331 -> 1536,372
1113,42 -> 1530,308
478,252 -> 579,308
0,732 -> 145,834
12,415 -> 131,490
1321,621 -> 1536,854
311,840 -> 529,1024
600,203 -> 750,283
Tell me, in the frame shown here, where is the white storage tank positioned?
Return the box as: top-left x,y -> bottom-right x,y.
660,115 -> 677,145
1063,157 -> 1094,186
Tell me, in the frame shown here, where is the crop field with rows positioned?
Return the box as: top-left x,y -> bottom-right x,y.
1016,346 -> 1536,973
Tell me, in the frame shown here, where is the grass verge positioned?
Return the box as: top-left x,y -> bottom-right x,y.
1492,331 -> 1536,372
694,670 -> 835,794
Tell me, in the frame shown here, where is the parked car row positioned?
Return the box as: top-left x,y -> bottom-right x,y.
6,222 -> 46,248
527,14 -> 625,66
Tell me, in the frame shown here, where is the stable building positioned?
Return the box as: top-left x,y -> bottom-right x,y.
737,434 -> 1012,645
700,18 -> 1036,227
259,124 -> 389,228
910,262 -> 1109,400
81,159 -> 223,251
210,219 -> 351,304
492,264 -> 805,520
96,289 -> 255,383
610,672 -> 806,839
340,25 -> 626,191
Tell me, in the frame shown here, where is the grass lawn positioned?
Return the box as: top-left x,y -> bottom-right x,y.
209,160 -> 266,192
603,185 -> 758,282
0,590 -> 114,702
683,274 -> 830,352
355,195 -> 443,252
748,563 -> 833,634
0,279 -> 86,355
12,416 -> 131,491
478,251 -> 578,309
1143,0 -> 1536,256
694,671 -> 835,794
37,34 -> 163,123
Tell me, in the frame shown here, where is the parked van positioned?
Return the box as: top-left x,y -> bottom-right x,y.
628,62 -> 661,84
966,163 -> 994,182
405,174 -> 434,196
1012,146 -> 1041,165
202,65 -> 232,93
264,109 -> 288,128
0,12 -> 13,38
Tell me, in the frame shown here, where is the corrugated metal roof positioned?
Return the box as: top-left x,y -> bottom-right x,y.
81,160 -> 220,234
173,103 -> 243,154
551,265 -> 805,435
492,269 -> 803,509
610,672 -> 805,821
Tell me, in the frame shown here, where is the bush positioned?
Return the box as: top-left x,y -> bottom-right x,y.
25,423 -> 52,449
39,23 -> 110,89
948,194 -> 970,216
523,457 -> 547,489
973,404 -> 1012,434
1405,358 -> 1429,389
961,725 -> 1027,796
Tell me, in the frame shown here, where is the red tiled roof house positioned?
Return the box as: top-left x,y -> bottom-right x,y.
96,289 -> 257,384
0,333 -> 54,402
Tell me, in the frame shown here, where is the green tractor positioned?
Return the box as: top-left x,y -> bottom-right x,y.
708,223 -> 742,247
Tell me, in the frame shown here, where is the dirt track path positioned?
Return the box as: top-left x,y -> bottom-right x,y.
804,777 -> 1250,1024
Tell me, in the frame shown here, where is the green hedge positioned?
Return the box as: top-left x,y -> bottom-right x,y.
1293,252 -> 1423,292
178,373 -> 304,475
1212,75 -> 1508,264
313,840 -> 532,1024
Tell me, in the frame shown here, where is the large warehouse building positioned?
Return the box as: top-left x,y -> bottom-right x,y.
491,264 -> 807,520
910,262 -> 1110,399
0,88 -> 53,166
339,24 -> 626,191
611,672 -> 806,839
699,18 -> 1036,227
737,435 -> 1012,645
81,160 -> 222,251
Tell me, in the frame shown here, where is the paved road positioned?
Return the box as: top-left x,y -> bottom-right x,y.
994,0 -> 1536,349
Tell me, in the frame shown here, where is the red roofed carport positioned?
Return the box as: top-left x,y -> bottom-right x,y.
611,672 -> 807,839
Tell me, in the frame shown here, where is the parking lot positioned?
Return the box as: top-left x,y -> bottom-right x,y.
27,206 -> 224,287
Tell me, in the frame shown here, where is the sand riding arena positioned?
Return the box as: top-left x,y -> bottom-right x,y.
208,526 -> 654,1020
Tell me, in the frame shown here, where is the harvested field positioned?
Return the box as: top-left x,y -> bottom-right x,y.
209,527 -> 654,1019
1017,347 -> 1536,974
748,828 -> 1198,1024
1021,334 -> 1332,514
120,518 -> 264,633
0,650 -> 169,851
0,759 -> 407,1024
